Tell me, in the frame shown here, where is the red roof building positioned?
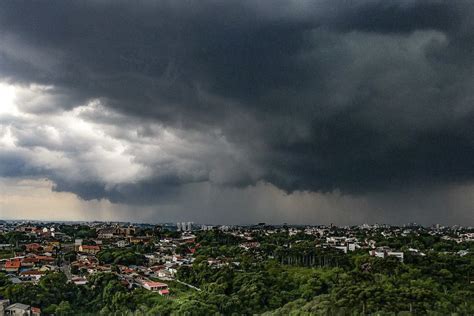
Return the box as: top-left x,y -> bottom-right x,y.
25,243 -> 42,252
5,259 -> 21,272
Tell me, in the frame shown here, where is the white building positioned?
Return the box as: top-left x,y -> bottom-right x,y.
141,280 -> 168,292
117,240 -> 128,248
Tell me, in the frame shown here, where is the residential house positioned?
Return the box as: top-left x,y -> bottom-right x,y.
141,280 -> 168,292
4,303 -> 31,316
4,259 -> 21,273
78,245 -> 100,254
25,243 -> 42,252
19,270 -> 46,282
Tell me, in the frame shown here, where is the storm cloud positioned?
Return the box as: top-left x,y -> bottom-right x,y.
1,1 -> 474,224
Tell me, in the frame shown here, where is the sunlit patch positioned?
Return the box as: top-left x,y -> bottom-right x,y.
0,126 -> 16,147
0,82 -> 18,115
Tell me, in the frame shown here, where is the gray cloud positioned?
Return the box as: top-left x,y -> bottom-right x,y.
0,1 -> 474,224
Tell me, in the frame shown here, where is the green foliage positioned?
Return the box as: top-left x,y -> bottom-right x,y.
96,247 -> 146,265
0,228 -> 472,315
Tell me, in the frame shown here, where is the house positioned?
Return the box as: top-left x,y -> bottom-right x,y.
35,255 -> 55,264
0,299 -> 10,315
98,228 -> 118,239
4,259 -> 21,273
39,265 -> 58,272
239,242 -> 260,250
334,245 -> 348,254
4,303 -> 31,316
387,251 -> 404,262
116,240 -> 128,248
74,239 -> 83,251
20,257 -> 38,268
72,277 -> 88,285
19,270 -> 46,281
156,269 -> 173,279
369,249 -> 404,262
78,245 -> 101,254
129,236 -> 151,244
141,280 -> 168,292
25,243 -> 42,252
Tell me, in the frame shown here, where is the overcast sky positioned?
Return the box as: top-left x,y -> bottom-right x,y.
1,1 -> 473,225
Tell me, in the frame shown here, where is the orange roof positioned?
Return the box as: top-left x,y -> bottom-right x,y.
20,270 -> 46,275
81,245 -> 100,250
5,260 -> 21,268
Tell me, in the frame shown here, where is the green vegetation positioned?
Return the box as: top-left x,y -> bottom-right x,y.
0,229 -> 472,315
97,247 -> 147,266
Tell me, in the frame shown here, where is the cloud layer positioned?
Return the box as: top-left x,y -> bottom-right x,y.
1,1 -> 474,224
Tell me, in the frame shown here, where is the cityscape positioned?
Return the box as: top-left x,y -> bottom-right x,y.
0,220 -> 473,314
1,0 -> 474,314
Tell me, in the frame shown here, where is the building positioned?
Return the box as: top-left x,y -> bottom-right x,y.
4,303 -> 31,316
141,280 -> 168,292
19,270 -> 46,282
4,259 -> 21,273
369,250 -> 404,262
387,251 -> 404,262
116,240 -> 128,248
25,243 -> 42,252
78,245 -> 101,254
72,277 -> 88,285
97,228 -> 118,239
334,245 -> 348,254
0,300 -> 10,315
74,239 -> 83,251
129,236 -> 151,244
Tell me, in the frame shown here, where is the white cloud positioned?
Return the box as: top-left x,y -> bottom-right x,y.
0,81 -> 259,200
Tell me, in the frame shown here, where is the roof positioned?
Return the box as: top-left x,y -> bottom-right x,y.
6,303 -> 30,310
25,243 -> 42,249
5,260 -> 21,269
31,307 -> 41,313
22,257 -> 39,263
143,281 -> 168,288
81,245 -> 100,250
35,255 -> 55,261
20,270 -> 45,275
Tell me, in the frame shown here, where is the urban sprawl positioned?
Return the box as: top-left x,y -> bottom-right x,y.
0,221 -> 472,315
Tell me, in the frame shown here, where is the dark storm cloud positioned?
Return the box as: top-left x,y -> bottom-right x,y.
334,1 -> 458,34
1,0 -> 474,201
